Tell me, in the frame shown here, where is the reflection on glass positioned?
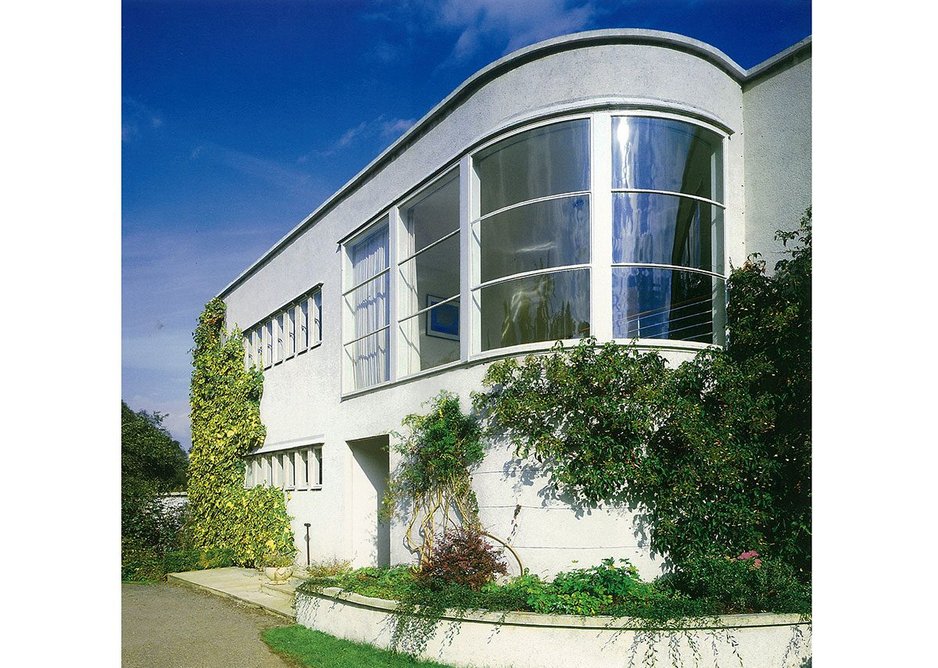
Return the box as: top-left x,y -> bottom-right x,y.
612,267 -> 724,344
476,120 -> 590,215
480,195 -> 590,283
399,300 -> 461,374
612,117 -> 722,202
480,269 -> 590,351
612,193 -> 723,273
346,328 -> 389,387
399,235 -> 460,315
403,173 -> 459,250
399,172 -> 460,376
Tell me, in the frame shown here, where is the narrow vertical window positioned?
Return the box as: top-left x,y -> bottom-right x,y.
284,308 -> 295,358
254,326 -> 263,368
275,313 -> 285,364
344,221 -> 390,389
243,333 -> 253,369
398,170 -> 460,375
310,289 -> 322,346
284,452 -> 295,490
263,321 -> 273,368
299,449 -> 309,489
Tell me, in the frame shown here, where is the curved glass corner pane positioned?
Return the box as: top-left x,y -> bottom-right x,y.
612,193 -> 723,273
612,117 -> 723,202
612,267 -> 724,345
480,195 -> 590,283
480,269 -> 590,351
476,120 -> 590,215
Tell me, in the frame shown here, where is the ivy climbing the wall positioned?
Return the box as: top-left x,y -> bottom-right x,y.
188,298 -> 295,566
382,391 -> 522,572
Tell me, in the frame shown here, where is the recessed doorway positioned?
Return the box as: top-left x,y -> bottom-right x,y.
348,435 -> 390,567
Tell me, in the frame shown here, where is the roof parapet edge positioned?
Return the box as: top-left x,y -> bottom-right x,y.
215,30 -> 802,299
744,36 -> 812,85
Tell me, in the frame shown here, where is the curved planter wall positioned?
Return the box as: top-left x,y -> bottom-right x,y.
296,588 -> 812,668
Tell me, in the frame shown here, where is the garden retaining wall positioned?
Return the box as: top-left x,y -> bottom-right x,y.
295,587 -> 811,668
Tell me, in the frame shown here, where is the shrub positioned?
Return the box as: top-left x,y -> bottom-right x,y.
419,527 -> 507,590
162,547 -> 237,574
121,539 -> 166,582
659,552 -> 811,614
123,497 -> 186,555
304,558 -> 352,579
473,212 -> 813,578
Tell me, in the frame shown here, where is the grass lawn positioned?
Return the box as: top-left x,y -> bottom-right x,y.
263,625 -> 455,668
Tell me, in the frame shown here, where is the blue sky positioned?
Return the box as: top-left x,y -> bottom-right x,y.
122,0 -> 812,450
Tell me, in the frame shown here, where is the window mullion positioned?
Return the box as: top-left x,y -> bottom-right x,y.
590,112 -> 613,342
388,206 -> 401,383
460,154 -> 475,360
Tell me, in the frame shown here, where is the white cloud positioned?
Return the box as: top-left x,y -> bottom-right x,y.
122,97 -> 164,143
381,0 -> 601,64
304,115 -> 416,159
189,143 -> 318,196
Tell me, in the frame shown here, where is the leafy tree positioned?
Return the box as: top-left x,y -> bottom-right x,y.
474,210 -> 812,578
121,402 -> 189,574
121,402 -> 188,494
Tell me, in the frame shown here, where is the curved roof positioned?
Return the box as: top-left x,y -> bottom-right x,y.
218,29 -> 811,299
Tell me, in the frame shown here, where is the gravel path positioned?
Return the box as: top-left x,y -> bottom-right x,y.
122,582 -> 294,667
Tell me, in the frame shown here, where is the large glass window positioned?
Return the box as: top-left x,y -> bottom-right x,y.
476,121 -> 590,215
474,119 -> 591,351
398,171 -> 460,375
611,116 -> 725,344
344,221 -> 390,388
337,113 -> 727,392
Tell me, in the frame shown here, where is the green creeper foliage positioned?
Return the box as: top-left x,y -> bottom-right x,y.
382,392 -> 485,566
188,298 -> 295,566
474,211 -> 812,577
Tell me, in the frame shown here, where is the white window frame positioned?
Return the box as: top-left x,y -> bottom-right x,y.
337,109 -> 727,397
342,218 -> 392,391
244,445 -> 323,491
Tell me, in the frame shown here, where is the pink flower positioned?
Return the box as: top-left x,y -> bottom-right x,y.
752,558 -> 762,569
737,550 -> 760,561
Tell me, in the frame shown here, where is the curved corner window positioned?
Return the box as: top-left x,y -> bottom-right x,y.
474,119 -> 591,352
476,120 -> 590,215
344,221 -> 390,388
611,117 -> 725,344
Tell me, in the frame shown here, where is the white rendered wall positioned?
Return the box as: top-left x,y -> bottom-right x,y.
743,52 -> 812,269
296,589 -> 813,668
220,32 -> 808,580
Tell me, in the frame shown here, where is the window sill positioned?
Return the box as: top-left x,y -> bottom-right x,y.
341,337 -> 720,400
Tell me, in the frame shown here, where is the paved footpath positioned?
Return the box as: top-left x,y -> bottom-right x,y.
122,581 -> 294,667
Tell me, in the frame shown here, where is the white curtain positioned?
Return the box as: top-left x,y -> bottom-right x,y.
350,226 -> 389,387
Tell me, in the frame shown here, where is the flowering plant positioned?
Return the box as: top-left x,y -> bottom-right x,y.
737,550 -> 762,569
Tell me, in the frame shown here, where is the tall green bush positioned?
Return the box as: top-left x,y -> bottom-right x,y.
474,211 -> 812,577
187,298 -> 295,565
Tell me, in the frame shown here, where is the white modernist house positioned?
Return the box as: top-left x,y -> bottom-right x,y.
218,30 -> 811,580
